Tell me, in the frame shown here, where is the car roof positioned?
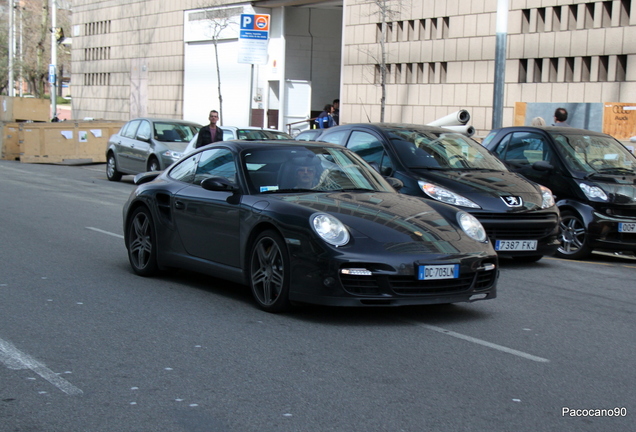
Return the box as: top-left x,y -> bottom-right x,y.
132,117 -> 202,126
490,126 -> 610,137
328,123 -> 463,134
203,139 -> 344,151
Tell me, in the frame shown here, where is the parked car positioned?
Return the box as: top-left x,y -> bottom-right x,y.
183,127 -> 293,155
314,123 -> 561,262
106,118 -> 201,181
294,129 -> 323,141
123,140 -> 499,312
482,126 -> 636,259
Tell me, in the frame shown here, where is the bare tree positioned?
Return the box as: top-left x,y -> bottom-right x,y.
363,0 -> 402,122
197,2 -> 239,124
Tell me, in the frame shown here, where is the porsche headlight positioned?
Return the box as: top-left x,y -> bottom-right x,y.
163,150 -> 182,160
457,212 -> 488,243
419,181 -> 481,209
539,185 -> 555,209
311,213 -> 350,247
579,183 -> 608,201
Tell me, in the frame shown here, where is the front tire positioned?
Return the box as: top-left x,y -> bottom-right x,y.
106,152 -> 122,181
249,230 -> 291,312
126,207 -> 159,276
148,156 -> 160,172
556,210 -> 591,260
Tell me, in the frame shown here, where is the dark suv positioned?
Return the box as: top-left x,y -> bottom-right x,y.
483,126 -> 636,259
317,123 -> 561,262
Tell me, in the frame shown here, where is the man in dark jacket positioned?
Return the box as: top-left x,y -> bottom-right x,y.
195,110 -> 224,148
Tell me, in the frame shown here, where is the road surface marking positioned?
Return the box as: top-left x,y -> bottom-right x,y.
86,227 -> 124,239
420,324 -> 550,363
0,338 -> 84,396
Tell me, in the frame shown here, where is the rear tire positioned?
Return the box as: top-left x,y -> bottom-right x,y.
106,152 -> 122,181
126,207 -> 159,276
555,210 -> 591,260
248,230 -> 292,313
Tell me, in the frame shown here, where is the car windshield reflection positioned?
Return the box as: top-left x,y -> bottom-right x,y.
242,146 -> 395,194
385,128 -> 508,171
551,132 -> 636,175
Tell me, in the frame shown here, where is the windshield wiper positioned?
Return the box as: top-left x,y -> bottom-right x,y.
260,188 -> 316,193
595,167 -> 635,175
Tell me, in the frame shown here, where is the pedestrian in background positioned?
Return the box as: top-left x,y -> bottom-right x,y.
195,110 -> 224,148
332,99 -> 340,125
315,104 -> 335,129
552,108 -> 571,127
531,117 -> 546,126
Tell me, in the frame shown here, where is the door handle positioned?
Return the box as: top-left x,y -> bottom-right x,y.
175,201 -> 185,210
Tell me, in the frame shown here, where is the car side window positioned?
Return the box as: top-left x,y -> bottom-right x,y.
498,132 -> 552,166
169,153 -> 199,184
346,131 -> 394,175
320,130 -> 348,145
136,120 -> 152,141
223,130 -> 234,140
121,120 -> 141,139
194,149 -> 237,185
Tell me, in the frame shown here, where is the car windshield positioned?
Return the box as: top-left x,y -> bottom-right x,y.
236,129 -> 292,140
385,127 -> 508,171
551,132 -> 636,175
154,123 -> 199,142
242,145 -> 396,194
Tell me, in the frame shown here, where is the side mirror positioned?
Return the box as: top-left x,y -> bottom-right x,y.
136,133 -> 151,142
201,176 -> 239,193
532,160 -> 554,172
385,177 -> 404,190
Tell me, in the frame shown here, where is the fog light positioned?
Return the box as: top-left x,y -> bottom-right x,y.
323,277 -> 336,287
470,293 -> 488,301
340,268 -> 373,276
478,263 -> 496,271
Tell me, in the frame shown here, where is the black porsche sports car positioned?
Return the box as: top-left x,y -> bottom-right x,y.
123,140 -> 498,312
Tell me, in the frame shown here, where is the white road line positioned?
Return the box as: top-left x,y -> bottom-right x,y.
86,227 -> 124,239
421,324 -> 550,363
0,338 -> 84,396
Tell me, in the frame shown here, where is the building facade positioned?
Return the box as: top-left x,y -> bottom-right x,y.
70,0 -> 635,135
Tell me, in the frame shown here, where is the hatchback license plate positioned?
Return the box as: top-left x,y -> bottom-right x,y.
418,264 -> 459,280
618,223 -> 636,233
495,240 -> 538,251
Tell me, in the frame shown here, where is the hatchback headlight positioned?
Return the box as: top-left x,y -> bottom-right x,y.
163,150 -> 182,160
539,185 -> 555,208
579,183 -> 608,201
419,181 -> 480,209
311,213 -> 350,247
457,212 -> 488,243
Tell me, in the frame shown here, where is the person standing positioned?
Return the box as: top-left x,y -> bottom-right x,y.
195,110 -> 224,148
332,99 -> 340,126
552,108 -> 571,127
315,104 -> 335,129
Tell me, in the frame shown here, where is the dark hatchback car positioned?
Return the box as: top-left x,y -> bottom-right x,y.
483,126 -> 636,259
123,140 -> 498,312
314,123 -> 561,262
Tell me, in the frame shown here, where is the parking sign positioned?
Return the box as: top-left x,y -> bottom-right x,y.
238,14 -> 270,65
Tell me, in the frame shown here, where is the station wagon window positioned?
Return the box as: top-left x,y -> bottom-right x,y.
136,120 -> 152,140
121,120 -> 141,139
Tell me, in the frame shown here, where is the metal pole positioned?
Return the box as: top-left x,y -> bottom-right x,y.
492,0 -> 508,129
8,0 -> 15,97
248,64 -> 254,126
51,0 -> 58,120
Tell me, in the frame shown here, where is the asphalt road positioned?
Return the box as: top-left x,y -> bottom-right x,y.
0,160 -> 633,432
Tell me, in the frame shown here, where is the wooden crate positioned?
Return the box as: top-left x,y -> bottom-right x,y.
0,96 -> 50,122
0,123 -> 21,161
603,103 -> 636,141
1,121 -> 125,164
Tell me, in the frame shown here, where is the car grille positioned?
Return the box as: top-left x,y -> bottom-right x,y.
340,269 -> 496,296
475,212 -> 558,240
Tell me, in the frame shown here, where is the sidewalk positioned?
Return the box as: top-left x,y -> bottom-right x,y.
55,104 -> 72,121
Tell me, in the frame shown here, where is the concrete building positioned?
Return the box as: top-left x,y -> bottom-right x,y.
70,0 -> 635,135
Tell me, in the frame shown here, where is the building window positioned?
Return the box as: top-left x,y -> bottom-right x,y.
616,55 -> 627,81
598,56 -> 609,81
85,20 -> 111,36
84,73 -> 111,86
565,57 -> 575,82
518,59 -> 528,83
620,0 -> 632,25
552,6 -> 562,31
581,56 -> 592,81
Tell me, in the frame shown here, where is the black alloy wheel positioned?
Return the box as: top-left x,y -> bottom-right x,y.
249,230 -> 291,312
106,152 -> 122,181
556,210 -> 591,260
127,207 -> 159,276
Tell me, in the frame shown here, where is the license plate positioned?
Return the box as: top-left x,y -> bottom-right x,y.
495,240 -> 538,251
618,223 -> 636,233
418,264 -> 459,280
